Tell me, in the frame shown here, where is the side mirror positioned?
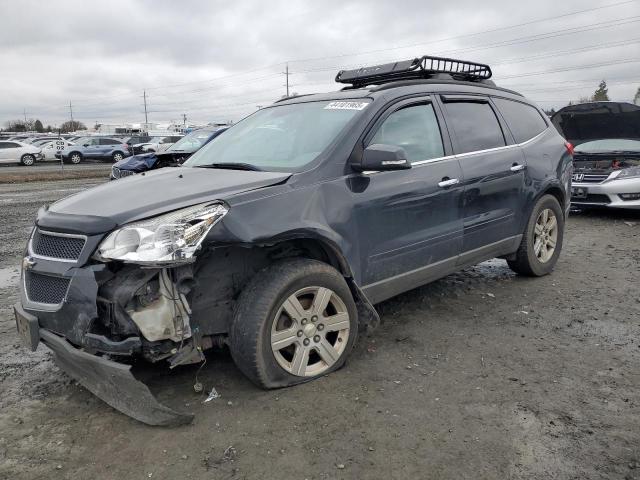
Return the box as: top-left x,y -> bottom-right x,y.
83,144 -> 89,147
360,144 -> 411,171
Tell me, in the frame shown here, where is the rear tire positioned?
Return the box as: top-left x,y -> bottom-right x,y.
112,152 -> 124,162
230,258 -> 358,389
20,154 -> 35,166
507,194 -> 564,276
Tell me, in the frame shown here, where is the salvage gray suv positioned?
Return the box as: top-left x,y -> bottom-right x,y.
15,56 -> 573,425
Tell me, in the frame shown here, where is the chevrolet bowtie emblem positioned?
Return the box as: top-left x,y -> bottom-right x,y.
22,256 -> 36,270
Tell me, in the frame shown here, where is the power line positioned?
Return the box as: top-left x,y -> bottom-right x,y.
286,0 -> 639,64
23,2 -> 640,113
500,58 -> 640,79
293,17 -> 640,75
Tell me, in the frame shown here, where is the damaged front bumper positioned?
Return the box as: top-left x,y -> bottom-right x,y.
14,302 -> 194,426
17,251 -> 202,426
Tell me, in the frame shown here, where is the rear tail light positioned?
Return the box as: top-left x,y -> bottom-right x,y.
565,141 -> 574,156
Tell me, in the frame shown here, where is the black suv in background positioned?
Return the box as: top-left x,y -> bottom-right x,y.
15,56 -> 572,425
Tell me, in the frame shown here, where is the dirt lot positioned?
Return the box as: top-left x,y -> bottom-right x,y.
0,178 -> 639,480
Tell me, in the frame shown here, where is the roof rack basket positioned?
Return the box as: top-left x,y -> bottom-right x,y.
335,55 -> 492,88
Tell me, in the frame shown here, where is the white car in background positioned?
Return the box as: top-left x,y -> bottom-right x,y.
40,139 -> 76,161
0,140 -> 44,165
131,135 -> 183,154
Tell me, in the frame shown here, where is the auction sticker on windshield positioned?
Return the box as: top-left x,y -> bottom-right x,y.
324,101 -> 368,110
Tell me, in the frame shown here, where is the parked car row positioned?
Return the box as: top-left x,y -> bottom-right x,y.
111,127 -> 227,178
0,131 -> 189,166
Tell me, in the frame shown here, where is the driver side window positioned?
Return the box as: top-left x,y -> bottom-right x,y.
369,104 -> 444,163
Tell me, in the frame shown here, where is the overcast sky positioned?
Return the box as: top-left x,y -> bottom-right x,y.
0,0 -> 638,128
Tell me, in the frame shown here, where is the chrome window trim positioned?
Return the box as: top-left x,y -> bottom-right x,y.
362,128 -> 548,175
28,229 -> 87,263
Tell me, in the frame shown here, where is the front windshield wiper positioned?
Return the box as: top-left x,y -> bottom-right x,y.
194,162 -> 263,171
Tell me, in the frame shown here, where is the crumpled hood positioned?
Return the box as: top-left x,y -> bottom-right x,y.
41,167 -> 291,233
551,101 -> 640,146
114,152 -> 158,172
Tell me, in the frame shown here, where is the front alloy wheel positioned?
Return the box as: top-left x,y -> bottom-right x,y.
230,258 -> 358,389
271,286 -> 350,377
69,153 -> 82,164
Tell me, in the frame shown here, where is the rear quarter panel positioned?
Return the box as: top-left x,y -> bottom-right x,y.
519,127 -> 572,229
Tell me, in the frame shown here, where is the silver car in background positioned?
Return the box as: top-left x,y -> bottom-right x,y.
552,102 -> 640,209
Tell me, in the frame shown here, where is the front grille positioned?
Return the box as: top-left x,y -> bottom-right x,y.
573,173 -> 609,183
25,271 -> 70,305
31,229 -> 85,261
111,166 -> 136,179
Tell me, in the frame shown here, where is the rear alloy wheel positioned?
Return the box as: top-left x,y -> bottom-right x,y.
507,194 -> 564,276
69,152 -> 82,164
230,259 -> 358,389
112,152 -> 124,162
20,154 -> 35,166
532,208 -> 558,263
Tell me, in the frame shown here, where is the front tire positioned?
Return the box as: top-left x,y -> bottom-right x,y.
20,154 -> 35,166
507,194 -> 564,276
230,258 -> 358,389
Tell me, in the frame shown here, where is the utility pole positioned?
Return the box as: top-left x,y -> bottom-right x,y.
143,90 -> 149,126
23,109 -> 27,126
69,101 -> 74,128
182,113 -> 187,128
282,63 -> 291,98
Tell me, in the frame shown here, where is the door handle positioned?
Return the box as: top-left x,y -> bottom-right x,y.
510,164 -> 525,172
438,178 -> 460,188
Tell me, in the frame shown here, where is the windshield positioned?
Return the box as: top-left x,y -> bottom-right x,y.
167,129 -> 215,152
575,139 -> 640,154
184,100 -> 370,172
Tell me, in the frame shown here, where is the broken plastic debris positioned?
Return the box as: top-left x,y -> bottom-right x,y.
203,387 -> 221,403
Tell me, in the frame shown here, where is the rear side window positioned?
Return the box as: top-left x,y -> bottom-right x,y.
443,101 -> 505,154
369,103 -> 444,163
493,98 -> 547,143
100,138 -> 120,145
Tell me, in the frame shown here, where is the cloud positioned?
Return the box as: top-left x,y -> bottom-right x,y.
1,0 -> 638,126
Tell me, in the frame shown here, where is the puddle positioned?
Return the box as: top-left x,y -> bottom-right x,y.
0,266 -> 20,289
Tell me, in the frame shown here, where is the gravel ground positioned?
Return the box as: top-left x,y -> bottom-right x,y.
0,179 -> 639,480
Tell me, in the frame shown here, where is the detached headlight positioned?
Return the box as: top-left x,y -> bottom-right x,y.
612,165 -> 640,180
96,202 -> 228,264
